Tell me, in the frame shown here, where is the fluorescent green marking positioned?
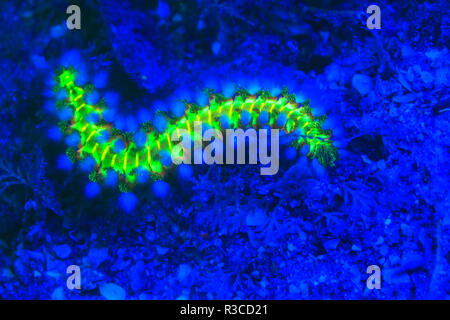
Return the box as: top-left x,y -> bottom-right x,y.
166,132 -> 172,150
101,145 -> 110,162
287,109 -> 296,118
91,143 -> 98,154
76,103 -> 86,112
228,103 -> 233,118
247,102 -> 255,113
81,124 -> 89,132
123,149 -> 129,172
269,103 -> 276,113
86,129 -> 98,144
186,119 -> 191,133
146,145 -> 151,166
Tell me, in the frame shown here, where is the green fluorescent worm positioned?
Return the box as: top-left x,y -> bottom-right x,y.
55,67 -> 338,190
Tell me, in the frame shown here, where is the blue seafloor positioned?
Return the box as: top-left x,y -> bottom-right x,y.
0,0 -> 448,300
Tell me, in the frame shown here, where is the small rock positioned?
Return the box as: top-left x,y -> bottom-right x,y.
139,292 -> 152,300
299,281 -> 309,296
176,289 -> 190,300
352,74 -> 373,96
289,284 -> 299,294
156,246 -> 169,255
0,268 -> 14,279
425,49 -> 442,60
46,250 -> 66,273
398,274 -> 411,285
177,264 -> 192,281
50,24 -> 65,38
212,42 -> 221,55
24,199 -> 38,211
46,271 -> 62,279
401,45 -> 415,58
100,283 -> 126,300
213,237 -> 222,247
375,236 -> 384,245
87,247 -> 109,266
421,71 -> 434,84
399,252 -> 424,272
298,230 -> 307,243
156,1 -> 170,19
197,20 -> 206,31
246,209 -> 267,226
379,245 -> 389,256
53,244 -> 71,259
389,254 -> 400,266
417,133 -> 425,141
129,261 -> 146,292
51,287 -> 66,300
323,239 -> 340,251
377,160 -> 386,170
435,67 -> 448,85
392,93 -> 416,103
172,13 -> 182,22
